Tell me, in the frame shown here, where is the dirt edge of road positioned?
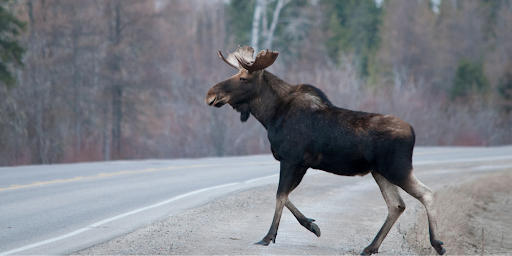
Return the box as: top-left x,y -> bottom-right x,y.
405,169 -> 512,255
74,167 -> 512,255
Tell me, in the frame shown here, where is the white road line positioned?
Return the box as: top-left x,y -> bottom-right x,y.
472,164 -> 512,170
244,174 -> 279,184
0,182 -> 240,256
414,155 -> 512,166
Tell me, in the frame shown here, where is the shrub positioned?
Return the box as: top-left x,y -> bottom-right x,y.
451,59 -> 489,99
497,71 -> 512,112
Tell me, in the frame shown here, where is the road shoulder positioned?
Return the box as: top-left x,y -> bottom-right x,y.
73,163 -> 512,255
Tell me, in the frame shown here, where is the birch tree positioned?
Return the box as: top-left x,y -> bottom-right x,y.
250,0 -> 265,52
263,0 -> 290,50
250,0 -> 290,52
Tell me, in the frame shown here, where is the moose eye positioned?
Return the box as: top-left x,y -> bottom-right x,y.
239,77 -> 247,82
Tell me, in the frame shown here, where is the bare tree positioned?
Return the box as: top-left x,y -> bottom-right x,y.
2,0 -> 512,166
251,0 -> 265,52
263,0 -> 290,50
251,0 -> 290,52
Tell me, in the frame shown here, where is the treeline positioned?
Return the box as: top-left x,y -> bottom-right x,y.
0,0 -> 511,166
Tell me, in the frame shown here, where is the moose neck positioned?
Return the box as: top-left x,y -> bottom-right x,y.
247,70 -> 292,129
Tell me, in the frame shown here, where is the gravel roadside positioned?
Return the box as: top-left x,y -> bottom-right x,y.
73,162 -> 512,255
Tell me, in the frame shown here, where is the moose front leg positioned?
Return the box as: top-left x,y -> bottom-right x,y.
286,199 -> 321,237
255,191 -> 287,245
256,162 -> 307,245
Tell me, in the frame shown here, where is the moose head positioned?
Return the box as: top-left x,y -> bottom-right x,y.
205,46 -> 278,122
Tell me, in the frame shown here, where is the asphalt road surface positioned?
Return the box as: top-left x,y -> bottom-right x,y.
1,146 -> 512,255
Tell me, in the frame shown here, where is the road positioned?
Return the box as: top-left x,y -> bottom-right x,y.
1,146 -> 512,255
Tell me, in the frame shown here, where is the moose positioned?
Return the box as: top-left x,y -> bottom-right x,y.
205,46 -> 445,255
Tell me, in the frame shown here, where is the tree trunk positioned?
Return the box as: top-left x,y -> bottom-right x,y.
111,84 -> 122,159
109,0 -> 123,160
72,18 -> 82,160
264,0 -> 290,51
251,0 -> 265,52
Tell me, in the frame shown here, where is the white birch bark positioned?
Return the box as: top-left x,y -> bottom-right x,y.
250,0 -> 265,52
264,0 -> 290,50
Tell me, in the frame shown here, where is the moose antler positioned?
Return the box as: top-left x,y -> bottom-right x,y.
218,46 -> 278,73
218,45 -> 255,70
236,49 -> 278,74
218,51 -> 239,70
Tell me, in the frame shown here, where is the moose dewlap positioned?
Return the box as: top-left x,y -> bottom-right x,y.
205,46 -> 446,255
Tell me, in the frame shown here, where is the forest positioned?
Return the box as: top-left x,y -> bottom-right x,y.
0,0 -> 511,166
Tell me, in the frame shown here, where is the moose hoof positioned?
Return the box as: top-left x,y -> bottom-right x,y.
310,222 -> 321,237
255,240 -> 269,246
432,240 -> 445,255
361,246 -> 378,255
255,236 -> 275,246
302,218 -> 321,237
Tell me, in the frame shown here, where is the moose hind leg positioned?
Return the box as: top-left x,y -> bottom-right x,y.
285,199 -> 321,237
362,172 -> 406,255
400,174 -> 446,255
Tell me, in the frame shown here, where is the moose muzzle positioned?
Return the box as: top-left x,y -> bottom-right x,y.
205,93 -> 216,106
205,88 -> 228,108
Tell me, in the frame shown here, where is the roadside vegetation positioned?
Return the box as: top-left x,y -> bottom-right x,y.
406,170 -> 512,255
1,0 -> 512,166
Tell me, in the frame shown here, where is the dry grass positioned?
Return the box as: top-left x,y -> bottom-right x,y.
405,169 -> 512,255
